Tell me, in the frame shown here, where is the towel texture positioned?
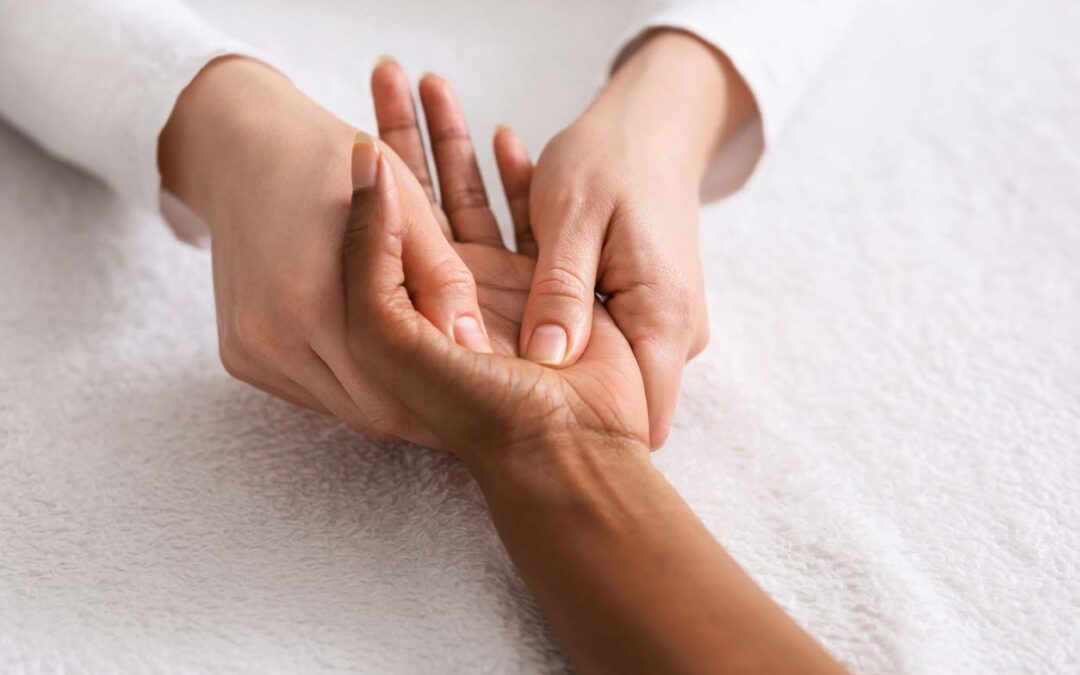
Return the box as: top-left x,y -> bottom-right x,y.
1,1 -> 1077,673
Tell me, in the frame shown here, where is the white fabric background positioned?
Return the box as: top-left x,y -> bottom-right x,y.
1,1 -> 1077,673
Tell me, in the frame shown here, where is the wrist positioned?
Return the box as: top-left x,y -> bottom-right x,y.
470,431 -> 652,509
583,29 -> 754,181
159,56 -> 352,223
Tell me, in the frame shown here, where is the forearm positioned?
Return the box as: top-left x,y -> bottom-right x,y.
582,29 -> 755,183
473,439 -> 847,675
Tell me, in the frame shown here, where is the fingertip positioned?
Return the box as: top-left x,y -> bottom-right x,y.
493,124 -> 528,161
351,132 -> 380,192
649,416 -> 673,450
520,308 -> 592,368
371,55 -> 405,86
418,70 -> 441,88
493,123 -> 514,145
373,54 -> 399,71
453,315 -> 494,354
524,323 -> 569,366
638,354 -> 683,450
418,72 -> 456,104
519,247 -> 600,366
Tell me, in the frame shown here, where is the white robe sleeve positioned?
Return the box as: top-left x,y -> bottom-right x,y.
0,0 -> 259,216
613,0 -> 862,199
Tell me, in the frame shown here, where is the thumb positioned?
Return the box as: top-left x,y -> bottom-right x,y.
342,133 -> 502,455
348,133 -> 492,354
343,133 -> 414,339
519,204 -> 605,367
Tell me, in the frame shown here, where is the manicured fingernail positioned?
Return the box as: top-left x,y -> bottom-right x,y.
454,315 -> 493,354
352,132 -> 379,191
375,54 -> 397,66
525,324 -> 567,365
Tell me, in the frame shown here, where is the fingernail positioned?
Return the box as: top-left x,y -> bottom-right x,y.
352,132 -> 379,191
375,54 -> 398,66
525,324 -> 567,365
454,315 -> 493,354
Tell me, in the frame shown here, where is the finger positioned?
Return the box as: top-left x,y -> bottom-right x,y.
282,346 -> 411,441
342,142 -> 512,455
371,58 -> 454,239
310,332 -> 439,446
248,373 -> 328,413
519,204 -> 606,368
688,312 -> 710,360
418,73 -> 504,247
346,133 -> 492,355
370,57 -> 437,204
493,125 -> 536,258
603,283 -> 697,449
221,350 -> 329,413
631,338 -> 685,449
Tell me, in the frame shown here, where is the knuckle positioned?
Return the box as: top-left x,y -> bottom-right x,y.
231,312 -> 288,362
218,344 -> 250,382
688,322 -> 710,359
654,279 -> 698,329
345,324 -> 369,366
442,184 -> 489,211
426,257 -> 477,297
356,403 -> 403,438
533,264 -> 593,304
274,280 -> 325,334
532,191 -> 591,234
668,281 -> 694,313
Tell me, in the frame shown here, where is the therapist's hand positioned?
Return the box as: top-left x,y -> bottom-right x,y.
519,30 -> 755,447
158,56 -> 492,441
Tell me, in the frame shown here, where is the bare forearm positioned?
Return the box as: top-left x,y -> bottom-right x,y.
473,438 -> 847,675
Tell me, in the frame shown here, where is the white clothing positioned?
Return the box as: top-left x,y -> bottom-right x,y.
0,0 -> 858,215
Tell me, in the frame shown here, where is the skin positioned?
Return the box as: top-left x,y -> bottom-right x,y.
519,30 -> 756,447
158,44 -> 845,673
158,56 -> 495,446
160,29 -> 753,452
352,70 -> 848,675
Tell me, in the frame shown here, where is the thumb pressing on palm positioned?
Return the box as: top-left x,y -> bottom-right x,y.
342,134 -> 517,458
347,133 -> 492,355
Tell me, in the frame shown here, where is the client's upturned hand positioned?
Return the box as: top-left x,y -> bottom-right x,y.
344,129 -> 648,475
368,59 -> 536,356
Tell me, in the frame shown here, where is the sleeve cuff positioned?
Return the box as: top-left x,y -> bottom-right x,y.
611,0 -> 857,201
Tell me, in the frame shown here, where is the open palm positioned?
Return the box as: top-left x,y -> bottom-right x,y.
370,61 -> 538,355
354,61 -> 649,459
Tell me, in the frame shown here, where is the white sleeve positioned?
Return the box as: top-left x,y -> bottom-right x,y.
0,0 -> 259,215
613,0 -> 862,199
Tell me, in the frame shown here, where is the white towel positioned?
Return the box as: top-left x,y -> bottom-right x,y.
1,1 -> 1077,673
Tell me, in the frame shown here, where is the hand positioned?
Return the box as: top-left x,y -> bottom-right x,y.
347,85 -> 846,675
368,58 -> 536,356
158,57 -> 493,443
344,111 -> 649,475
518,31 -> 754,447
